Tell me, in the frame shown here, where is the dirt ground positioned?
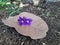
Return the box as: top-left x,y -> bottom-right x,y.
0,1 -> 60,45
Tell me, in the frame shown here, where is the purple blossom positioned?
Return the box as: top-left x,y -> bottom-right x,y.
18,16 -> 32,26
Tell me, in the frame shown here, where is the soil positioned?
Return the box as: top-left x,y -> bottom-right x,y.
0,1 -> 60,45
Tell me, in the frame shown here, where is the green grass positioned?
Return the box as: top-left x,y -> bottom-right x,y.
0,0 -> 23,16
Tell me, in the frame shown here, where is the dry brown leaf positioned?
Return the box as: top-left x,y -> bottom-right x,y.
2,12 -> 48,39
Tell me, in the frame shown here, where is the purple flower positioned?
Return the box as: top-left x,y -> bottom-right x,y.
18,16 -> 32,26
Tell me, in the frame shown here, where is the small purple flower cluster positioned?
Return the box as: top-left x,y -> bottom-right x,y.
18,17 -> 32,26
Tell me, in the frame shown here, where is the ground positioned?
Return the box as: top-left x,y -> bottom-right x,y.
0,1 -> 60,45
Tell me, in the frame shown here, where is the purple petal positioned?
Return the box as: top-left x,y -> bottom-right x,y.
25,18 -> 32,25
17,16 -> 32,26
18,20 -> 24,25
